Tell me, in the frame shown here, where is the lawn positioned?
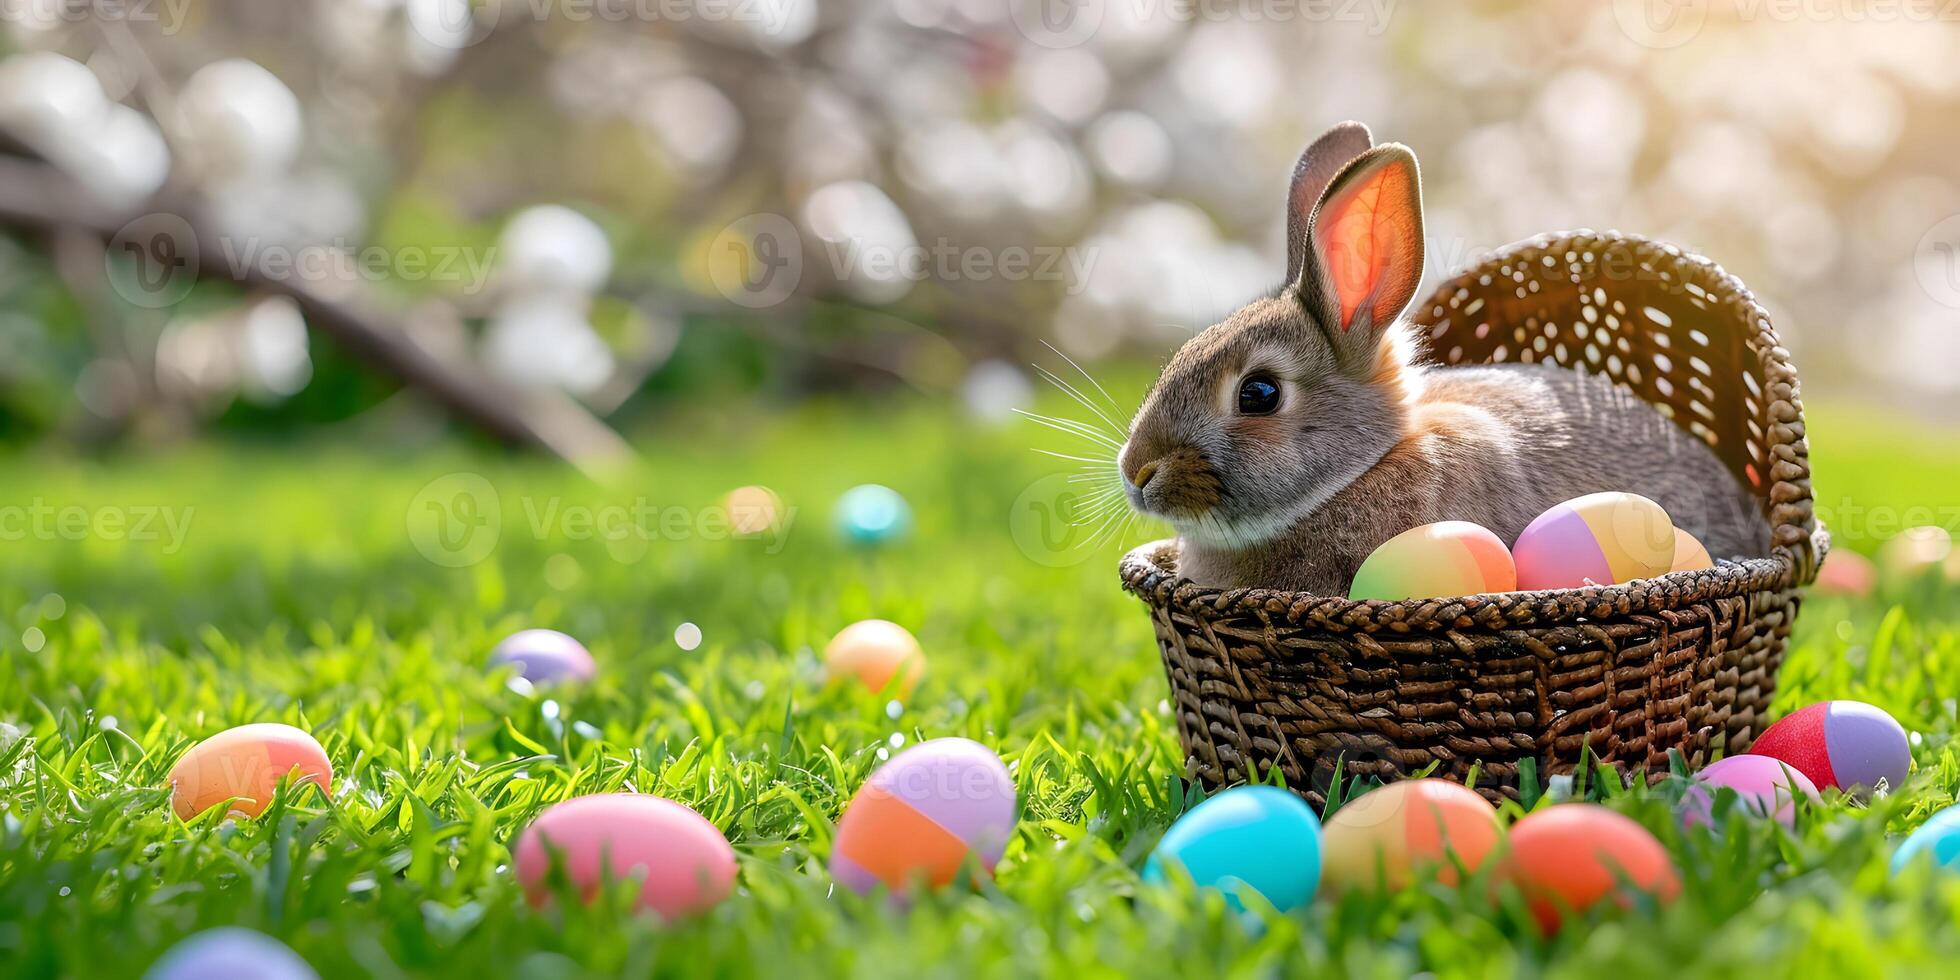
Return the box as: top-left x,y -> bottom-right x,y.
1,396 -> 1957,979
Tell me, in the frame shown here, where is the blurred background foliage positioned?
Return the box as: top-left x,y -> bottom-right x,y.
1,0 -> 1957,455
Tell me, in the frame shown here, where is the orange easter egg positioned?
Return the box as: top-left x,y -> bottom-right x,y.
1493,804 -> 1680,934
1348,521 -> 1516,601
1321,779 -> 1503,892
722,485 -> 783,537
168,723 -> 332,820
824,619 -> 925,696
1669,528 -> 1713,573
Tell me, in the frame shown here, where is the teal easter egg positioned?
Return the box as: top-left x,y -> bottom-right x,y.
835,484 -> 911,545
1892,804 -> 1960,874
1349,521 -> 1516,600
1143,785 -> 1322,912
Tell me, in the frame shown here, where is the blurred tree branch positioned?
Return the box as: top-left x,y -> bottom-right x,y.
0,148 -> 633,475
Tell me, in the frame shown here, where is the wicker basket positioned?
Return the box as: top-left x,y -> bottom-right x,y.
1120,231 -> 1826,806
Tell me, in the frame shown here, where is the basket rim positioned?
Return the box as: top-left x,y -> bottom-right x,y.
1119,530 -> 1827,634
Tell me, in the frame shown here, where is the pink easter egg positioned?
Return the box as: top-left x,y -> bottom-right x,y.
1514,492 -> 1675,590
515,795 -> 736,919
1813,549 -> 1876,597
1680,755 -> 1820,828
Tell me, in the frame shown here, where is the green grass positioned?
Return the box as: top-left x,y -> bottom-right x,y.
1,397 -> 1957,979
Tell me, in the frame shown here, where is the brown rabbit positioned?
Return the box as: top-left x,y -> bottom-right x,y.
1119,122 -> 1768,595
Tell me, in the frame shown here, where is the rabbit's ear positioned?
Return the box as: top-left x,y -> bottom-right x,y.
1285,122 -> 1374,283
1297,144 -> 1425,358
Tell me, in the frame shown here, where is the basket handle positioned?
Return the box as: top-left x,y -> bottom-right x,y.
1408,231 -> 1820,583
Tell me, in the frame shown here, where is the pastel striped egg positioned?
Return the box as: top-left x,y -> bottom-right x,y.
1748,700 -> 1910,800
489,628 -> 595,684
145,928 -> 318,980
1320,779 -> 1502,893
168,723 -> 332,820
831,738 -> 1017,895
515,794 -> 737,918
1347,521 -> 1516,601
1680,755 -> 1821,828
1514,492 -> 1676,590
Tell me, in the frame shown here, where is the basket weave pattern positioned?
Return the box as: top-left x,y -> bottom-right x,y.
1120,231 -> 1825,806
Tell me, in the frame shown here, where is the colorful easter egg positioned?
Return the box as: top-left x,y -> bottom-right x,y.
168,723 -> 332,821
1493,804 -> 1680,934
1144,785 -> 1323,913
824,619 -> 925,696
515,794 -> 736,918
1880,525 -> 1953,581
830,738 -> 1017,895
1679,755 -> 1821,828
722,485 -> 784,537
1513,492 -> 1676,590
1814,549 -> 1877,597
1748,700 -> 1910,800
1891,804 -> 1960,875
144,927 -> 319,980
1669,528 -> 1713,573
489,628 -> 596,684
835,484 -> 911,545
1347,522 -> 1517,601
1320,779 -> 1503,892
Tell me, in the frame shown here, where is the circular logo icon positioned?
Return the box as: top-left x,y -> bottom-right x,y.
408,472 -> 502,567
1915,214 -> 1960,309
405,0 -> 499,51
1010,472 -> 1124,568
707,212 -> 802,309
106,213 -> 200,309
1612,0 -> 1708,49
1010,0 -> 1104,49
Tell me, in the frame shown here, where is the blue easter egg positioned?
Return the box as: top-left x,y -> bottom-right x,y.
835,484 -> 911,545
1143,785 -> 1323,913
1893,804 -> 1960,874
145,927 -> 318,980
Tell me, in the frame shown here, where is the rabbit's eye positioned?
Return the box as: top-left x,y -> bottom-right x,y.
1237,376 -> 1280,415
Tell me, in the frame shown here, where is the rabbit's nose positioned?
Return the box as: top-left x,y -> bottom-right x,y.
1131,460 -> 1160,490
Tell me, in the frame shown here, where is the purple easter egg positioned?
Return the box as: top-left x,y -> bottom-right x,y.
489,629 -> 596,684
145,928 -> 318,980
1681,755 -> 1821,828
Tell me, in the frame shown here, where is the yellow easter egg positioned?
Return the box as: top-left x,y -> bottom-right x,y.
1514,492 -> 1676,590
1669,527 -> 1713,573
